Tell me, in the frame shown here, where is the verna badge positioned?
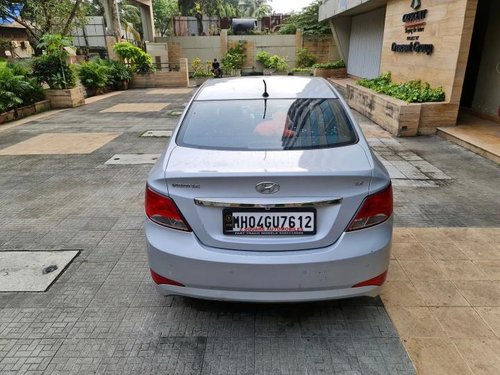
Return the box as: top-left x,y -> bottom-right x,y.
411,0 -> 421,10
256,182 -> 280,194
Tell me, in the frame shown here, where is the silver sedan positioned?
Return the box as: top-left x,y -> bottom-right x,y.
145,76 -> 392,302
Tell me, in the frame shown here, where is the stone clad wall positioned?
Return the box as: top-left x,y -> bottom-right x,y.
380,0 -> 477,106
131,58 -> 189,88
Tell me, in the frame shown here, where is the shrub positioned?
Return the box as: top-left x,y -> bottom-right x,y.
358,72 -> 445,103
0,66 -> 44,113
7,60 -> 32,76
222,41 -> 246,71
32,54 -> 76,89
113,42 -> 154,74
107,60 -> 133,85
296,48 -> 316,68
292,67 -> 313,74
77,59 -> 113,90
256,51 -> 288,72
191,58 -> 214,78
313,60 -> 346,69
267,55 -> 288,72
278,23 -> 297,35
256,51 -> 271,67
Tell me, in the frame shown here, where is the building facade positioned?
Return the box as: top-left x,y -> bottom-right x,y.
319,0 -> 499,131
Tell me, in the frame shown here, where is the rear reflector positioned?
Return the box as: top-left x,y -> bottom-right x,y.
150,269 -> 185,287
145,185 -> 191,231
347,183 -> 393,231
352,270 -> 387,288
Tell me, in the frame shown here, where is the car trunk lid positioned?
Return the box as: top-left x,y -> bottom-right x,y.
164,145 -> 373,251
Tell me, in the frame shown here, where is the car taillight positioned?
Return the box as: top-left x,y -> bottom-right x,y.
145,185 -> 191,231
347,184 -> 393,231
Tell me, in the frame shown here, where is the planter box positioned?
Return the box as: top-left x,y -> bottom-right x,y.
347,84 -> 421,137
45,86 -> 85,109
195,77 -> 212,86
0,110 -> 16,125
314,67 -> 347,79
224,69 -> 241,77
292,71 -> 313,77
0,100 -> 51,125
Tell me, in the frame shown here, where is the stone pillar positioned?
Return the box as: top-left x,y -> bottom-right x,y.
295,28 -> 303,50
220,29 -> 228,57
179,58 -> 189,87
139,4 -> 156,42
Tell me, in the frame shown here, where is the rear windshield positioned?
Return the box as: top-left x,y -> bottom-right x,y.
176,99 -> 358,151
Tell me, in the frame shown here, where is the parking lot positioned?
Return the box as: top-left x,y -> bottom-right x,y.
0,88 -> 499,374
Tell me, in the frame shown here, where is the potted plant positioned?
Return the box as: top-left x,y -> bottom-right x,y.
32,34 -> 84,108
256,51 -> 288,75
109,60 -> 133,90
221,41 -> 246,76
267,55 -> 289,75
256,51 -> 272,75
0,62 -> 45,122
192,57 -> 214,86
313,60 -> 347,78
77,59 -> 112,97
296,48 -> 317,69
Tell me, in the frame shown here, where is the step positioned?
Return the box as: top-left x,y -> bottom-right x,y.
437,125 -> 500,164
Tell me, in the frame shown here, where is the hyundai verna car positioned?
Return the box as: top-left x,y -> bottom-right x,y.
145,76 -> 392,302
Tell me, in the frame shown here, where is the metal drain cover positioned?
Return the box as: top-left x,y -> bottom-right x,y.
141,130 -> 172,138
105,154 -> 161,165
0,251 -> 79,292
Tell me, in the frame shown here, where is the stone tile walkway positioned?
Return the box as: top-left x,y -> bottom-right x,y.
384,227 -> 500,375
0,86 -> 498,374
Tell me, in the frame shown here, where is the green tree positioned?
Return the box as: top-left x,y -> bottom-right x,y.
153,0 -> 179,37
279,0 -> 331,37
238,0 -> 271,18
0,0 -> 85,45
119,1 -> 142,41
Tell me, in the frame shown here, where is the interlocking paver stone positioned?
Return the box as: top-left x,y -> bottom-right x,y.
1,87 -> 499,374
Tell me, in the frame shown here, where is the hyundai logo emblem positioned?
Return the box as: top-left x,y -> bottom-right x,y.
411,0 -> 421,10
255,182 -> 280,194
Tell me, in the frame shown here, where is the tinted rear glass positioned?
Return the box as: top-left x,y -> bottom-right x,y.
177,99 -> 358,151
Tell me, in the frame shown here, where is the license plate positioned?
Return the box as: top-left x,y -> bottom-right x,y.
223,209 -> 316,235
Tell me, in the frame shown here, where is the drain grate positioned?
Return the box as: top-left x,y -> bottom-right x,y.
0,250 -> 79,292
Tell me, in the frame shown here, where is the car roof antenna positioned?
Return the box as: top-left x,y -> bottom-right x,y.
262,80 -> 269,118
262,80 -> 269,98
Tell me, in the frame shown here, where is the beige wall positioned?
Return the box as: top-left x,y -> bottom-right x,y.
158,33 -> 338,72
380,0 -> 478,105
471,0 -> 500,118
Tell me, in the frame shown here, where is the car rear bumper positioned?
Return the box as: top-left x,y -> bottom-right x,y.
145,218 -> 392,302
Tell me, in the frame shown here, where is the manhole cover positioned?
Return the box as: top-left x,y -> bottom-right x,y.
105,154 -> 160,165
0,251 -> 79,292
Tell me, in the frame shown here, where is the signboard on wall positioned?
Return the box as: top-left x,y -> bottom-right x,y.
391,0 -> 434,55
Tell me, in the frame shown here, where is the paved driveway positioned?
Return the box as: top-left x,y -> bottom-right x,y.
0,88 -> 498,374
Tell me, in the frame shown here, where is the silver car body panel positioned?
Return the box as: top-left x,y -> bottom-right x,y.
145,76 -> 392,301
